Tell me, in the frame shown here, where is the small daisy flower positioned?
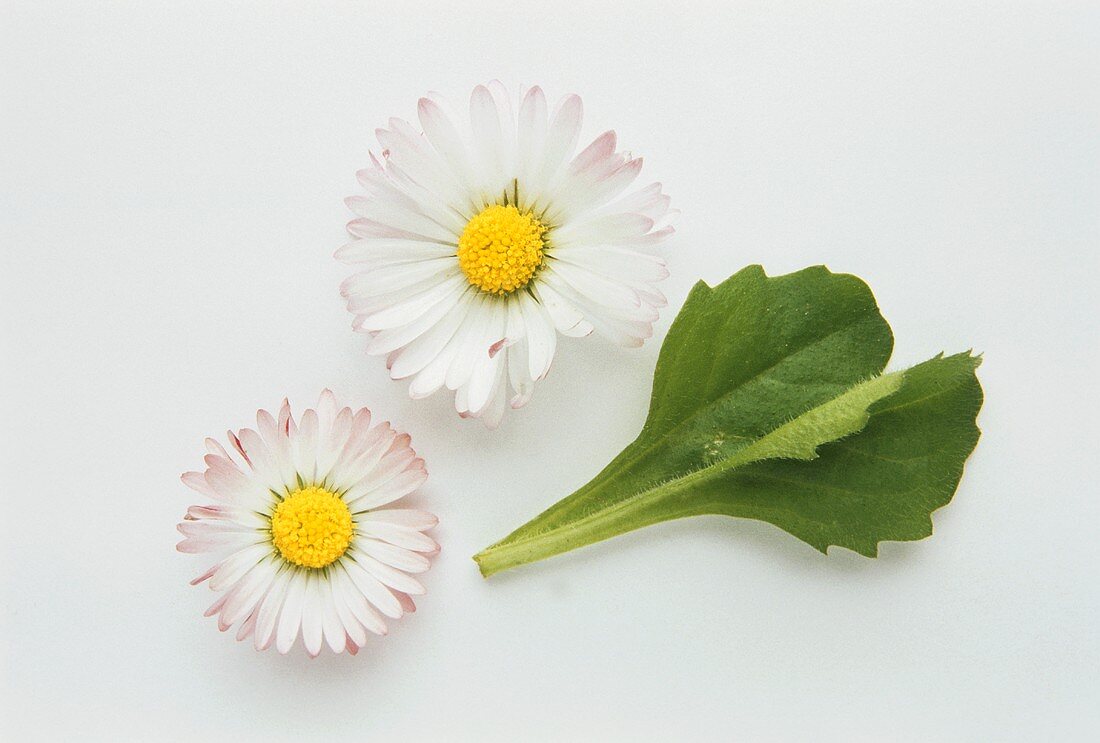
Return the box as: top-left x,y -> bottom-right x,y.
177,391 -> 438,656
337,82 -> 676,427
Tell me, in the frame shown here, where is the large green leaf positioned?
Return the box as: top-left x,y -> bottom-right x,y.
474,265 -> 983,577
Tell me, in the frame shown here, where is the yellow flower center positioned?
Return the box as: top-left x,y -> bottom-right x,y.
270,486 -> 353,569
457,204 -> 547,295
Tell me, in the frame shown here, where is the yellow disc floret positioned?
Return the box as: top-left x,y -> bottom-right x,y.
457,204 -> 547,295
270,486 -> 353,569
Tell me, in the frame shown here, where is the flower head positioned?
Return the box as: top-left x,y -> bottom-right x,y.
338,82 -> 676,427
177,391 -> 438,656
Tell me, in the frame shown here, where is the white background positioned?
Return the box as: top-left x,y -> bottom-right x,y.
2,1 -> 1098,740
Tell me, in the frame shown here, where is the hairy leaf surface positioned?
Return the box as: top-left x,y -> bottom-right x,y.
474,266 -> 983,577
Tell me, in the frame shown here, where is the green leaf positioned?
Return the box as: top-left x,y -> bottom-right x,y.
473,265 -> 983,577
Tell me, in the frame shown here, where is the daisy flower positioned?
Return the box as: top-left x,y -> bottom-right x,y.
176,391 -> 438,656
337,82 -> 676,427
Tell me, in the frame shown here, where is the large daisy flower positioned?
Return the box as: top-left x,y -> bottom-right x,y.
176,391 -> 438,656
337,82 -> 676,427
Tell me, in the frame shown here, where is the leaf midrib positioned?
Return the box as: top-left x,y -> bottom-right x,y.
488,368 -> 901,553
584,314 -> 885,500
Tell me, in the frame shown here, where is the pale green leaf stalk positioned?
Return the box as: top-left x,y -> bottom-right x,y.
474,266 -> 983,577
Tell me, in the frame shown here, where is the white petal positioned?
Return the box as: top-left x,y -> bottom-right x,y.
335,237 -> 455,266
204,437 -> 233,462
531,278 -> 591,336
551,213 -> 654,247
357,162 -> 467,235
547,273 -> 656,345
478,369 -> 509,429
355,538 -> 431,573
406,292 -> 484,396
254,566 -> 293,651
487,80 -> 516,172
515,86 -> 548,205
256,409 -> 295,487
329,576 -> 368,647
390,290 -> 474,380
506,340 -> 535,408
347,216 -> 450,244
568,130 -> 617,174
543,264 -> 648,316
359,509 -> 439,531
518,291 -> 557,380
464,348 -> 502,415
301,572 -> 325,657
235,606 -> 258,641
175,530 -> 262,556
548,157 -> 643,222
340,257 -> 456,300
176,518 -> 259,538
208,543 -> 270,592
598,182 -> 671,220
354,273 -> 466,332
184,504 -> 265,528
342,557 -> 404,619
366,282 -> 465,356
220,558 -> 278,627
351,549 -> 427,594
291,409 -> 318,483
181,471 -> 217,498
202,461 -> 269,511
275,569 -> 308,654
356,521 -> 439,552
375,121 -> 467,212
346,462 -> 427,512
321,579 -> 346,654
333,563 -> 388,635
324,409 -> 378,489
418,95 -> 477,201
528,94 -> 583,209
551,246 -> 669,284
343,436 -> 414,498
503,295 -> 526,344
469,84 -> 508,200
444,295 -> 498,391
235,428 -> 284,493
463,301 -> 507,412
345,195 -> 457,244
315,417 -> 350,487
